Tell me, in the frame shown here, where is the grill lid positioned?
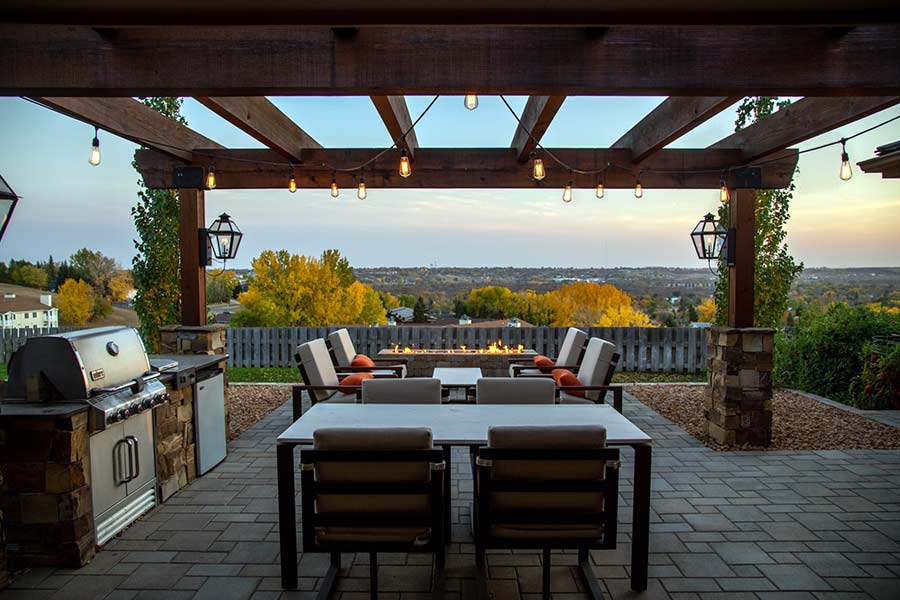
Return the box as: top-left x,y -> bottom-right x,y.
6,326 -> 152,401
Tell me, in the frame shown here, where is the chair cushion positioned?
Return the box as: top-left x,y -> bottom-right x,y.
509,365 -> 543,377
318,392 -> 358,404
351,354 -> 376,368
556,327 -> 588,366
297,338 -> 340,402
337,372 -> 374,393
533,355 -> 554,367
491,524 -> 602,540
362,378 -> 442,404
316,526 -> 431,544
551,369 -> 585,397
476,377 -> 555,404
327,328 -> 356,367
576,338 -> 617,401
558,391 -> 594,404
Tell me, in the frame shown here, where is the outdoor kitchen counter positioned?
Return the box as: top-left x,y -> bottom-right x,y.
0,402 -> 88,418
150,353 -> 227,390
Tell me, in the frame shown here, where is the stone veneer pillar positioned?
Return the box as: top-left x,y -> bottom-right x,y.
704,327 -> 775,447
160,324 -> 227,355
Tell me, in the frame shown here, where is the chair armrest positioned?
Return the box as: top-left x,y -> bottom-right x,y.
506,356 -> 534,364
516,372 -> 554,379
373,357 -> 409,365
555,384 -> 624,413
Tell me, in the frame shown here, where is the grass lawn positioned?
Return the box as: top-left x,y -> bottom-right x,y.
227,367 -> 706,384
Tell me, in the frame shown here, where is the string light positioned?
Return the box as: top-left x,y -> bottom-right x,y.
562,177 -> 574,203
399,148 -> 411,178
88,127 -> 101,166
330,176 -> 340,198
464,94 -> 479,111
206,166 -> 217,190
719,174 -> 729,203
840,138 -> 853,181
634,173 -> 643,199
531,152 -> 545,181
595,176 -> 604,199
357,175 -> 367,200
288,174 -> 297,193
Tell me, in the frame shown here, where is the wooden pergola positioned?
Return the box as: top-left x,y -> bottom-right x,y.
2,2 -> 899,332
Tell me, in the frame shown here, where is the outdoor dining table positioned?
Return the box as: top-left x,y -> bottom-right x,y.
276,403 -> 652,592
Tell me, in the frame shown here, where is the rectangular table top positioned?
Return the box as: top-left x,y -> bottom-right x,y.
432,367 -> 483,386
278,403 -> 652,446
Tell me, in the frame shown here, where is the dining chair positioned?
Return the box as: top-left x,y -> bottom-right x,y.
327,328 -> 407,377
475,377 -> 556,404
301,427 -> 446,600
362,378 -> 442,404
472,425 -> 619,600
509,327 -> 587,377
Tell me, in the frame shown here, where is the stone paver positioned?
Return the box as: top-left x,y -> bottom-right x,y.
3,391 -> 900,599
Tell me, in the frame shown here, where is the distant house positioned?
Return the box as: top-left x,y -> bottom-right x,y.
0,293 -> 59,330
387,307 -> 415,323
458,314 -> 472,325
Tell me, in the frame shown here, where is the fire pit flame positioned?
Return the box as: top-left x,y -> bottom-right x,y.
390,341 -> 525,354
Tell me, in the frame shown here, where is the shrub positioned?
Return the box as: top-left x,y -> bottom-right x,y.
850,343 -> 900,410
774,303 -> 900,405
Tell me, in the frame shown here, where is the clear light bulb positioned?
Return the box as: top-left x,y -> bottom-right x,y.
595,182 -> 604,199
532,158 -> 545,181
88,128 -> 101,166
840,150 -> 853,181
634,180 -> 643,199
330,177 -> 340,198
206,166 -> 217,190
464,94 -> 478,110
357,177 -> 367,200
719,183 -> 729,203
288,176 -> 297,193
399,149 -> 411,178
562,181 -> 573,203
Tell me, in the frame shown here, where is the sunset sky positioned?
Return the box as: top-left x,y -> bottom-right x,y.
1,96 -> 898,269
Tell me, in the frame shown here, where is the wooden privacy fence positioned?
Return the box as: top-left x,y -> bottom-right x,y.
226,326 -> 710,372
0,327 -> 83,365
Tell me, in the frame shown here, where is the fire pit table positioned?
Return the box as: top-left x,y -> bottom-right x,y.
377,342 -> 537,377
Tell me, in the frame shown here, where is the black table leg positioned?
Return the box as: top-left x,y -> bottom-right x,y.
631,443 -> 651,591
277,442 -> 298,590
442,444 -> 452,543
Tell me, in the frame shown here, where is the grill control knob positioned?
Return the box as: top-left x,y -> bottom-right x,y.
115,408 -> 129,421
141,398 -> 153,410
108,412 -> 121,424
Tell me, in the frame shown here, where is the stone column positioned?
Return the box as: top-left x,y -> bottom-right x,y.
704,327 -> 774,447
160,324 -> 227,355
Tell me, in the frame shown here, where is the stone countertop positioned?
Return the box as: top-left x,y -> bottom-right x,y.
150,353 -> 228,390
0,402 -> 88,418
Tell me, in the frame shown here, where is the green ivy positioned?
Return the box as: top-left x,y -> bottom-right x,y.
130,97 -> 185,351
714,97 -> 804,329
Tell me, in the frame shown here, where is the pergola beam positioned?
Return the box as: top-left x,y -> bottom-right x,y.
135,147 -> 799,190
613,96 -> 740,163
4,25 -> 900,96
195,97 -> 321,163
709,96 -> 900,163
370,96 -> 419,159
511,96 -> 567,162
31,97 -> 223,160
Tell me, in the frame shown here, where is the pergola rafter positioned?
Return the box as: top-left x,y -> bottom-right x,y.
511,96 -> 567,162
370,96 -> 419,159
195,96 -> 321,163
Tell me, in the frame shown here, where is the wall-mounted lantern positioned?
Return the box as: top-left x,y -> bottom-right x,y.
691,213 -> 734,267
200,213 -> 243,267
0,174 -> 20,243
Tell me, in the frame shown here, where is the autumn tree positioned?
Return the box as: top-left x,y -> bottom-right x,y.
713,97 -> 803,328
11,264 -> 48,289
466,286 -> 525,319
207,270 -> 240,304
108,271 -> 134,302
231,249 -> 386,326
57,279 -> 94,325
697,298 -> 717,323
69,248 -> 118,297
546,282 -> 653,327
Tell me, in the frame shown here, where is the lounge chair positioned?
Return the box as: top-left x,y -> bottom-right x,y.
475,377 -> 556,404
508,327 -> 587,377
301,427 -> 446,600
554,337 -> 623,411
327,328 -> 407,377
292,338 -> 362,420
473,425 -> 620,600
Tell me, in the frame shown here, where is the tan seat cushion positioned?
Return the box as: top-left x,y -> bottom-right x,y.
316,526 -> 431,545
491,524 -> 602,540
558,392 -> 594,404
476,377 -> 555,404
327,328 -> 356,367
362,378 -> 442,404
297,339 -> 340,402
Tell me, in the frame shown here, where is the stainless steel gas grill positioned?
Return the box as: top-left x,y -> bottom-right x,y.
5,326 -> 170,544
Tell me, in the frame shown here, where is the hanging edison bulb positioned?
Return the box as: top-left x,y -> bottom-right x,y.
532,158 -> 546,181
357,175 -> 367,200
840,140 -> 853,181
634,174 -> 643,199
562,180 -> 573,203
88,127 -> 101,166
595,179 -> 604,199
330,177 -> 340,198
288,175 -> 297,193
399,148 -> 411,178
719,177 -> 729,203
464,94 -> 479,111
206,166 -> 217,190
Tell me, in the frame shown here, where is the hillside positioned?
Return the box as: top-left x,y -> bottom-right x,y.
0,282 -> 139,327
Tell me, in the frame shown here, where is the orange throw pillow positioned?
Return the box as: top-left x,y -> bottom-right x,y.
552,369 -> 585,397
351,354 -> 376,368
337,372 -> 374,393
533,355 -> 554,367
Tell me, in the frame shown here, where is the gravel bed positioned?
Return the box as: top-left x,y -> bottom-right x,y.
227,384 -> 291,440
626,384 -> 900,451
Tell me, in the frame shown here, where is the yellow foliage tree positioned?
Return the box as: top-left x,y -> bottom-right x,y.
545,282 -> 653,327
57,278 -> 95,325
697,298 -> 717,323
231,250 -> 386,326
108,271 -> 134,303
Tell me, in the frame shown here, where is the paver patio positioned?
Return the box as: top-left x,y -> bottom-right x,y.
4,391 -> 900,600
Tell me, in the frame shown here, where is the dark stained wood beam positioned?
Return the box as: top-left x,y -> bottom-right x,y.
2,0 -> 897,26
613,96 -> 740,163
859,151 -> 900,179
709,96 -> 900,163
4,26 -> 899,97
511,96 -> 567,162
728,188 -> 756,328
31,97 -> 223,160
135,147 -> 799,190
195,97 -> 321,163
179,188 -> 206,326
370,96 -> 419,160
